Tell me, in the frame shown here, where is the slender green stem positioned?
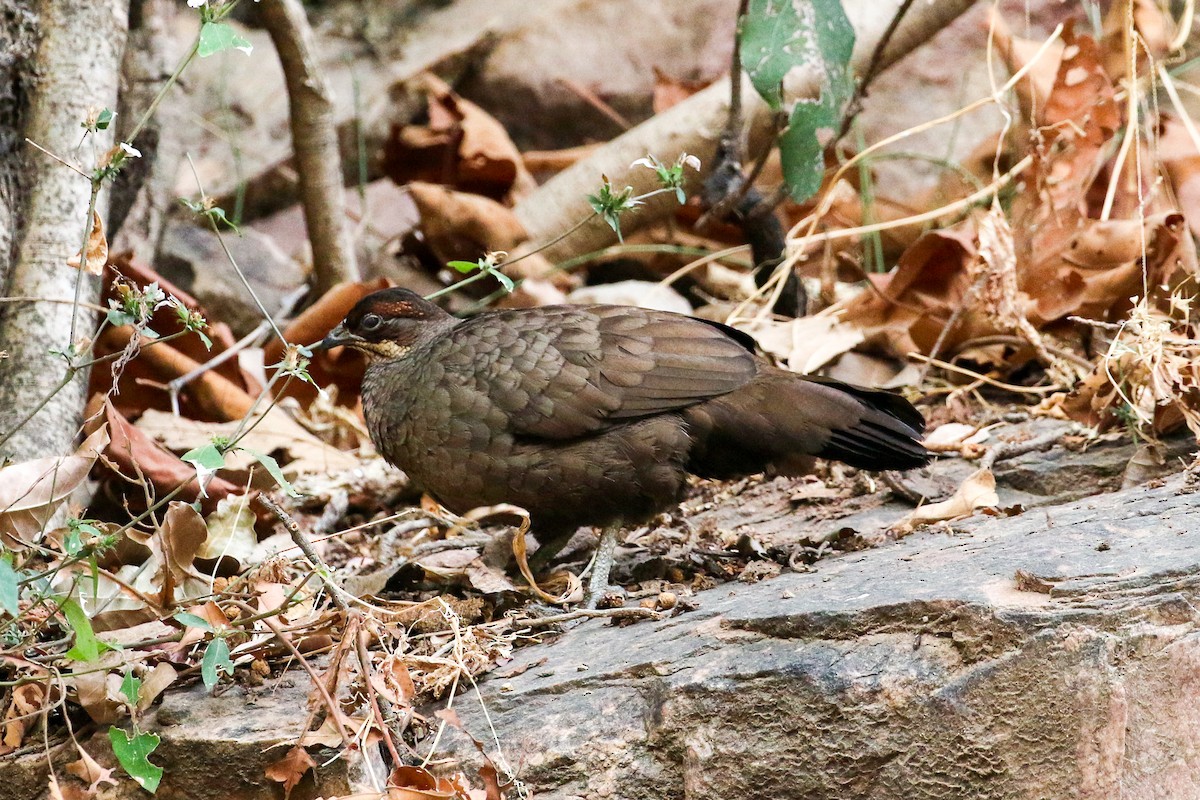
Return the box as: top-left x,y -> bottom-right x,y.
125,38 -> 200,147
185,153 -> 287,343
67,183 -> 102,350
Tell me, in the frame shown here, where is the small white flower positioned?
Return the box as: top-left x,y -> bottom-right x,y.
119,142 -> 141,158
631,156 -> 658,170
679,153 -> 701,171
187,0 -> 206,7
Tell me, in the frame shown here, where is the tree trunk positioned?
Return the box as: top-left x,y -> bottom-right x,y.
0,0 -> 129,461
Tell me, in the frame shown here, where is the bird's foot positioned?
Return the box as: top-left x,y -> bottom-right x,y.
584,525 -> 622,610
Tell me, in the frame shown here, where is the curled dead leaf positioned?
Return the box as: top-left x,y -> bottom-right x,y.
898,468 -> 999,530
66,209 -> 108,275
66,746 -> 118,794
387,765 -> 460,800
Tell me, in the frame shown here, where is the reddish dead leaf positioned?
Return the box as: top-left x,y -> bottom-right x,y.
90,396 -> 240,513
92,255 -> 248,418
383,74 -> 534,202
66,209 -> 108,275
265,745 -> 316,798
838,221 -> 981,355
988,13 -> 1065,121
1008,21 -> 1119,261
1027,212 -> 1190,326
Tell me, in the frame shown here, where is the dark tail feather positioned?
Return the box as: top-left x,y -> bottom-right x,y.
684,370 -> 931,477
822,414 -> 931,471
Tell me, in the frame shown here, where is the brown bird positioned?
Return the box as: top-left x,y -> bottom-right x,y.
317,288 -> 930,603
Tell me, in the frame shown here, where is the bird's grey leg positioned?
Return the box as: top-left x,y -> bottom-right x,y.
585,523 -> 623,609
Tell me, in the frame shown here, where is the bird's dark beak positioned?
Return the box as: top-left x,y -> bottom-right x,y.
312,322 -> 357,352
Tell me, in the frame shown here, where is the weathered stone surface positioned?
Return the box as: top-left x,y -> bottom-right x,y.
441,473 -> 1200,799
157,219 -> 308,336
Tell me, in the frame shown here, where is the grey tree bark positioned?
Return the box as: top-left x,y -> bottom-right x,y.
0,0 -> 129,461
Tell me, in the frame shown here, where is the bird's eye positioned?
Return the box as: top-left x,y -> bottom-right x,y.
360,313 -> 383,332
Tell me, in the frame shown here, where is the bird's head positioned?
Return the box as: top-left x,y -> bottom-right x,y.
313,288 -> 454,360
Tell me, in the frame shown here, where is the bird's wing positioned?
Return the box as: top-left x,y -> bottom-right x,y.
450,305 -> 757,440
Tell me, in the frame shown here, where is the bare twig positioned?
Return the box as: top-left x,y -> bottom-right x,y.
979,429 -> 1065,471
510,607 -> 660,630
256,493 -> 350,614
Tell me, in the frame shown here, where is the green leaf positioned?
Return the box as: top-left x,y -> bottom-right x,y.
181,442 -> 226,494
120,670 -> 142,707
107,308 -> 138,328
448,260 -> 481,274
62,598 -> 103,662
487,269 -> 515,293
0,554 -> 19,618
206,205 -> 240,233
740,0 -> 855,201
172,611 -> 214,632
238,447 -> 300,498
96,108 -> 114,131
198,21 -> 253,58
109,727 -> 163,794
201,636 -> 234,691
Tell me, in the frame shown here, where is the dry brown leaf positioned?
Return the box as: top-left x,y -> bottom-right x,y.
196,494 -> 257,574
66,209 -> 108,275
66,747 -> 118,793
924,423 -> 989,448
265,745 -> 316,798
1159,115 -> 1200,238
127,501 -> 209,607
838,221 -> 980,355
387,765 -> 460,800
370,654 -> 416,708
0,424 -> 109,548
989,13 -> 1065,121
1,682 -> 47,751
383,74 -> 534,202
1009,22 -> 1119,274
741,314 -> 865,374
899,468 -> 999,529
69,653 -> 127,724
1101,0 -> 1173,80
